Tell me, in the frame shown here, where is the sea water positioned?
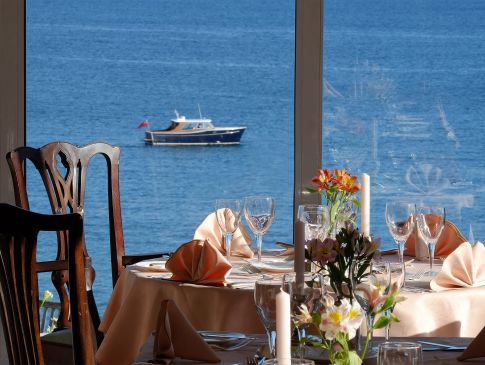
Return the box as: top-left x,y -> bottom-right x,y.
26,0 -> 485,310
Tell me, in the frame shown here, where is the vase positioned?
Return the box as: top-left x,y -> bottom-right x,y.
326,201 -> 356,239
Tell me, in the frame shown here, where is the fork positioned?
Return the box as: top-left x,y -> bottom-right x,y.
409,265 -> 428,281
241,262 -> 261,274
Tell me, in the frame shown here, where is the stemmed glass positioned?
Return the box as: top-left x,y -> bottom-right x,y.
384,262 -> 405,340
254,276 -> 292,358
416,206 -> 446,274
215,199 -> 243,260
385,202 -> 415,264
244,196 -> 276,262
297,204 -> 329,241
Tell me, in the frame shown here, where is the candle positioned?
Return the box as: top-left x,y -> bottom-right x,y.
276,288 -> 291,364
294,220 -> 305,295
361,173 -> 370,236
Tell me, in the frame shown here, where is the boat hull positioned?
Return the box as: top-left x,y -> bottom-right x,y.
145,127 -> 246,146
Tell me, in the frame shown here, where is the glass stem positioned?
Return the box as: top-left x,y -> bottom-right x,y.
256,234 -> 263,262
397,240 -> 404,263
429,242 -> 436,271
267,329 -> 276,358
361,313 -> 375,360
224,233 -> 233,260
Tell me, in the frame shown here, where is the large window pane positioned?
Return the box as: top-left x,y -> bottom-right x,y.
323,0 -> 485,248
27,0 -> 295,310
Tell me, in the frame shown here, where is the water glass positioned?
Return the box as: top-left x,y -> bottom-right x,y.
254,276 -> 292,358
244,196 -> 276,262
214,199 -> 242,260
385,202 -> 415,263
378,342 -> 422,365
416,206 -> 445,273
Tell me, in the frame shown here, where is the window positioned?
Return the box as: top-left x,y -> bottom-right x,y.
323,0 -> 485,247
26,0 -> 296,310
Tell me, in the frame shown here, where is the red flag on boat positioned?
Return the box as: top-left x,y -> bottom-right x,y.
137,120 -> 149,128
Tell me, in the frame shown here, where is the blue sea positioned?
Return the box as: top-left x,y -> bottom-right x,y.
26,0 -> 485,311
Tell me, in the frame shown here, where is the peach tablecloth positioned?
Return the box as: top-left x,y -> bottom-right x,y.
96,256 -> 485,365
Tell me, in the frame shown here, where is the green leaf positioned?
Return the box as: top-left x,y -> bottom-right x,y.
335,332 -> 349,352
351,198 -> 361,208
379,294 -> 396,313
348,351 -> 363,365
373,315 -> 391,329
390,313 -> 400,323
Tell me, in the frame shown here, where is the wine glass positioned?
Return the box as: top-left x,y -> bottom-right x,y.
385,202 -> 415,264
215,199 -> 243,260
254,276 -> 292,358
297,204 -> 329,241
384,262 -> 405,340
244,196 -> 276,262
416,206 -> 446,274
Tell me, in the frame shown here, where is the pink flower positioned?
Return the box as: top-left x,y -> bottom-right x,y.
308,238 -> 337,265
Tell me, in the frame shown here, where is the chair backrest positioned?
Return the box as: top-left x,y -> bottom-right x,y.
7,142 -> 125,330
0,203 -> 95,365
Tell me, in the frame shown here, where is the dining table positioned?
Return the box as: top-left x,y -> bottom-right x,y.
130,335 -> 481,365
95,253 -> 485,365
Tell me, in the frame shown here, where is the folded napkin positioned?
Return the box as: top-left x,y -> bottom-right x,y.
405,218 -> 465,257
458,325 -> 485,361
165,239 -> 232,286
430,241 -> 485,291
153,299 -> 220,363
194,211 -> 254,258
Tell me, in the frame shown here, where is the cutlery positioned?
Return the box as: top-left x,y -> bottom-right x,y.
418,340 -> 466,351
422,346 -> 466,352
210,338 -> 253,351
199,331 -> 255,340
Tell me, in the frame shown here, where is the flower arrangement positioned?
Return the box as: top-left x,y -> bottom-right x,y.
307,225 -> 380,299
295,279 -> 403,365
308,169 -> 361,237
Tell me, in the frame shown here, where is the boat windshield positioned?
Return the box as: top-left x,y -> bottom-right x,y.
183,122 -> 214,129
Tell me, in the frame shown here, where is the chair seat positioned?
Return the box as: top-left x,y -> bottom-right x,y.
41,329 -> 73,365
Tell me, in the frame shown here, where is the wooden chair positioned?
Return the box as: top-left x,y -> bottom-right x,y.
0,203 -> 95,365
7,141 -> 169,344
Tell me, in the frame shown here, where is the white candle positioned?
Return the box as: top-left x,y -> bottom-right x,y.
276,288 -> 291,364
294,220 -> 305,295
361,173 -> 370,236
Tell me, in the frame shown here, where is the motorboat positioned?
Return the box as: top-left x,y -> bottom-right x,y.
143,111 -> 246,146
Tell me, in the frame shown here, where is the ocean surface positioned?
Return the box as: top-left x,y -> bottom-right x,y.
26,0 -> 485,311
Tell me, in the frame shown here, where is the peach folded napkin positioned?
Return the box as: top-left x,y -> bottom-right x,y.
405,218 -> 465,257
430,241 -> 485,292
153,299 -> 220,363
194,210 -> 254,258
458,325 -> 485,361
165,239 -> 232,286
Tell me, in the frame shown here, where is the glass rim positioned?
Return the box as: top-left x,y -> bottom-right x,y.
379,341 -> 422,349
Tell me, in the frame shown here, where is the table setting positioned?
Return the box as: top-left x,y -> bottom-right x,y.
95,168 -> 485,365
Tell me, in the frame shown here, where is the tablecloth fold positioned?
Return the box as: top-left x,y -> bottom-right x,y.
153,299 -> 220,363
